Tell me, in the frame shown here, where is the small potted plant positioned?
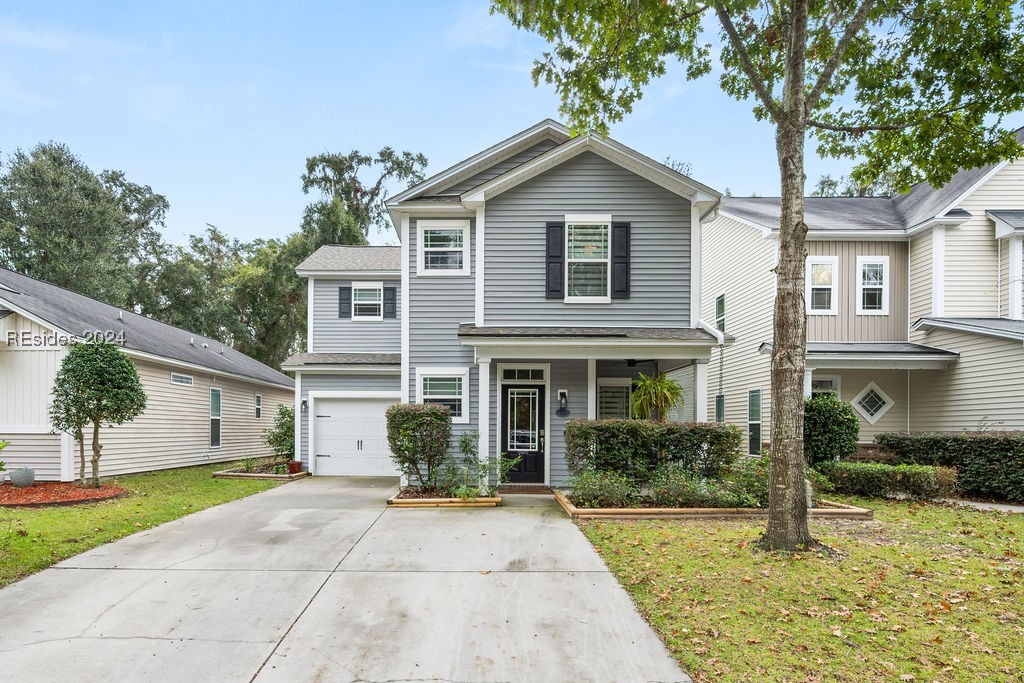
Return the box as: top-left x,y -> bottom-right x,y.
9,466 -> 35,488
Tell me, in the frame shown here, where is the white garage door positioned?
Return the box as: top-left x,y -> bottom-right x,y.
313,397 -> 399,476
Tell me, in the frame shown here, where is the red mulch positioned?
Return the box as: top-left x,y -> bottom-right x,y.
0,482 -> 127,508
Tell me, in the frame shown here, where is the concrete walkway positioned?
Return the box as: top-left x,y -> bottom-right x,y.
942,497 -> 1024,514
0,478 -> 688,682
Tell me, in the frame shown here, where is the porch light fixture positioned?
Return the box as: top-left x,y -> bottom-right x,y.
301,399 -> 308,413
558,389 -> 568,411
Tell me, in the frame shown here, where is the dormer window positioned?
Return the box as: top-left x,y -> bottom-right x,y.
565,215 -> 611,303
417,220 -> 470,276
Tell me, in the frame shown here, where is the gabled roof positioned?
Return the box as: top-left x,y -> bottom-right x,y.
296,245 -> 400,276
987,209 -> 1024,238
0,267 -> 293,388
914,317 -> 1024,342
387,119 -> 571,204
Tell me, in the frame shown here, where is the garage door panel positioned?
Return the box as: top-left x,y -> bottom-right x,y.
313,397 -> 399,477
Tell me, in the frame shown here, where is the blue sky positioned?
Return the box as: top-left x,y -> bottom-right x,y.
3,1 -> 1015,246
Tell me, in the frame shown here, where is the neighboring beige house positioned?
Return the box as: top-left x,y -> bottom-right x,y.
0,267 -> 293,481
695,130 -> 1024,453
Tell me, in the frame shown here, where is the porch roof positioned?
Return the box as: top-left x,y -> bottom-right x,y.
758,341 -> 958,370
281,352 -> 401,374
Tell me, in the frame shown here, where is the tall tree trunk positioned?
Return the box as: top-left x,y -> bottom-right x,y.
90,419 -> 102,488
764,0 -> 815,551
76,426 -> 86,486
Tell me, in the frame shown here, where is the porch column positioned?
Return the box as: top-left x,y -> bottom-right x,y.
694,361 -> 708,421
478,358 -> 490,465
803,369 -> 814,398
587,358 -> 597,419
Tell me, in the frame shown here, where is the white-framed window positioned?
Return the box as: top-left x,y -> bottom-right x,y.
210,388 -> 222,448
810,375 -> 841,398
416,366 -> 470,424
255,394 -> 262,419
852,381 -> 893,425
856,256 -> 889,315
565,214 -> 612,302
351,282 -> 383,320
170,372 -> 194,386
597,378 -> 632,419
806,256 -> 838,315
417,219 -> 470,276
747,388 -> 762,455
715,293 -> 726,332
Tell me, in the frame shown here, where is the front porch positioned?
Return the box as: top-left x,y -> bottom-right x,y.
460,324 -> 723,487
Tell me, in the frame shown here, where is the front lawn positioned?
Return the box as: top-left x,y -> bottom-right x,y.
583,497 -> 1024,682
0,462 -> 283,588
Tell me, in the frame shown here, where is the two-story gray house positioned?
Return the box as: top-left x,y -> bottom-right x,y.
282,120 -> 725,486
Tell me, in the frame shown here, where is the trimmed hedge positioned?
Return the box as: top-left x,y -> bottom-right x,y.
569,470 -> 638,508
385,403 -> 452,488
564,419 -> 744,484
876,432 -> 1024,502
817,461 -> 957,500
803,394 -> 859,465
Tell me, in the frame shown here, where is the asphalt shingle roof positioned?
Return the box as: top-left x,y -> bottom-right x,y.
458,324 -> 720,342
0,268 -> 293,387
281,352 -> 401,367
916,317 -> 1024,341
988,209 -> 1024,229
296,246 -> 400,273
759,341 -> 957,357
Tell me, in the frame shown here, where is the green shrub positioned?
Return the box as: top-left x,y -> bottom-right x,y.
875,432 -> 1024,502
722,457 -> 771,508
817,461 -> 957,500
803,394 -> 860,465
568,470 -> 639,508
649,463 -> 758,508
564,419 -> 744,484
385,403 -> 452,488
263,405 -> 295,458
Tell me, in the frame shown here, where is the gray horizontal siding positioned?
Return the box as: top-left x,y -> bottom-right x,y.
442,140 -> 560,195
484,151 -> 692,326
311,278 -> 400,353
298,373 -> 401,468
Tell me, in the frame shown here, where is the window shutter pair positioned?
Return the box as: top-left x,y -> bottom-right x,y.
544,221 -> 630,299
338,286 -> 396,319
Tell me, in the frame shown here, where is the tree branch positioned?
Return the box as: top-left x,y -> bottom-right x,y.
713,3 -> 784,122
805,0 -> 877,112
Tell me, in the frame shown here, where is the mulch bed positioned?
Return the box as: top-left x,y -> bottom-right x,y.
393,488 -> 455,499
0,482 -> 128,508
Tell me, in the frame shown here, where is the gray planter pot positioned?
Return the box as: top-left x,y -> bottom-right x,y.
10,468 -> 35,488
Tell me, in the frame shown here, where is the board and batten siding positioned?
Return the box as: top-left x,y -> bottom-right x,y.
806,241 -> 908,342
408,215 -> 479,449
943,160 -> 1024,317
483,151 -> 692,326
95,359 -> 292,477
910,329 -> 1024,432
311,278 -> 400,353
908,231 -> 932,341
441,139 -> 561,195
701,214 -> 777,442
0,318 -> 65,427
298,372 -> 400,468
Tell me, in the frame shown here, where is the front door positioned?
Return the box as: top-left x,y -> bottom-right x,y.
502,384 -> 545,483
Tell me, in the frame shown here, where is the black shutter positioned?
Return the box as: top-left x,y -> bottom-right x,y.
611,222 -> 631,299
545,222 -> 565,299
338,287 -> 351,319
383,287 -> 397,319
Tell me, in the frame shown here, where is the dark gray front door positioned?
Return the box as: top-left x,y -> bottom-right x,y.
502,384 -> 545,484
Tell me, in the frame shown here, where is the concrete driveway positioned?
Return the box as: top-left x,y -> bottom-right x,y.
0,478 -> 688,683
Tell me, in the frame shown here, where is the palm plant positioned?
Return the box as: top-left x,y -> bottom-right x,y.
631,372 -> 684,422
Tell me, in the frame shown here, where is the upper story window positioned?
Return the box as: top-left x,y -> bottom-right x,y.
856,256 -> 889,315
417,219 -> 470,276
352,282 -> 383,321
417,366 -> 470,424
565,214 -> 611,303
715,294 -> 726,331
806,256 -> 838,315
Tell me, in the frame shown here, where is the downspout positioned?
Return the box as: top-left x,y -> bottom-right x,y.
906,370 -> 911,432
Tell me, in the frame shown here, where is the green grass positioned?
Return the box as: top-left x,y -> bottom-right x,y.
582,497 -> 1024,683
0,462 -> 283,587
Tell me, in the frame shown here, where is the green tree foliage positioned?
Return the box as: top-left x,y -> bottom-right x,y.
803,394 -> 860,465
630,372 -> 683,422
0,143 -> 167,307
493,0 -> 1024,550
49,342 -> 147,487
264,404 -> 296,458
810,172 -> 899,198
301,147 -> 428,240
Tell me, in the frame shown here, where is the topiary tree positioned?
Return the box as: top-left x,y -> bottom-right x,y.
264,404 -> 295,458
385,403 -> 452,489
803,394 -> 859,465
630,372 -> 684,422
49,342 -> 147,487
